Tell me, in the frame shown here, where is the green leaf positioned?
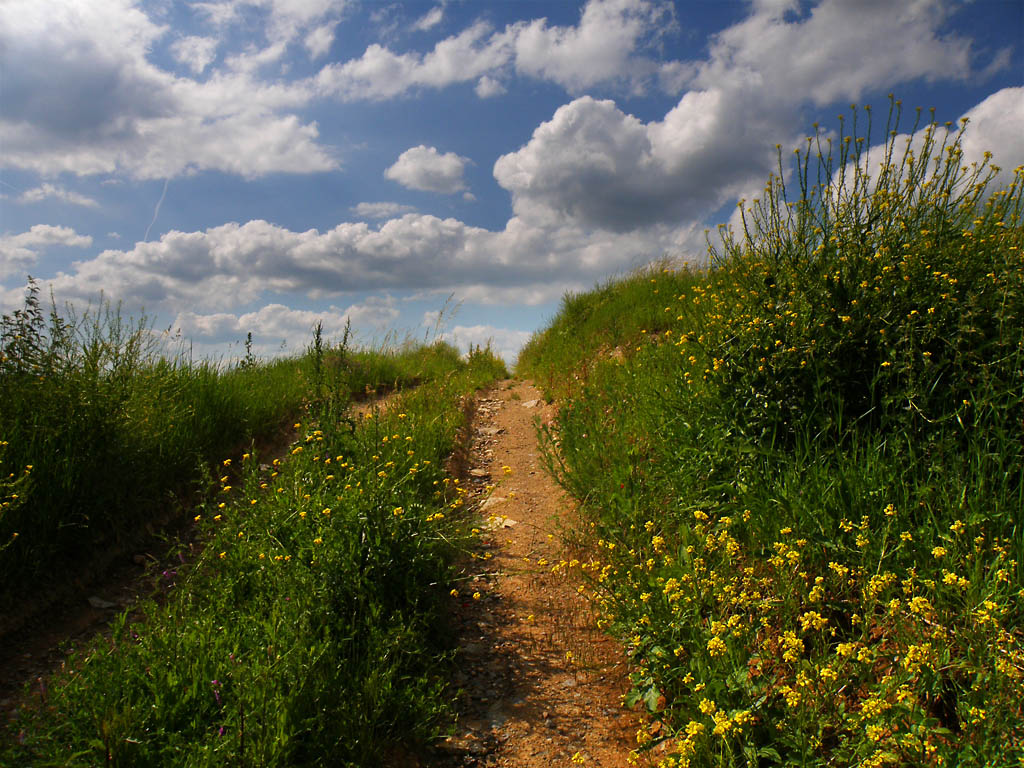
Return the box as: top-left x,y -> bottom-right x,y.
642,685 -> 663,713
624,688 -> 642,709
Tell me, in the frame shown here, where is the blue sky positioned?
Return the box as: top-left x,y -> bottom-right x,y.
1,0 -> 1022,364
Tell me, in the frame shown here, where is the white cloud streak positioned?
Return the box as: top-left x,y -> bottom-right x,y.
350,202 -> 418,220
17,183 -> 100,208
413,6 -> 444,32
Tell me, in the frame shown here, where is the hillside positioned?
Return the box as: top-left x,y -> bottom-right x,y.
518,112 -> 1023,767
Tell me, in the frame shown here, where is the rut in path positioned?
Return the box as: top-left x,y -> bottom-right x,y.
435,380 -> 640,768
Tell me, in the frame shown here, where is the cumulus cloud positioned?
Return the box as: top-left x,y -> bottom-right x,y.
316,20 -> 513,100
316,0 -> 683,100
171,35 -> 219,74
0,0 -> 335,179
18,183 -> 100,208
475,75 -> 506,98
38,211 -> 702,314
692,0 -> 977,106
494,93 -> 778,233
350,201 -> 418,219
0,225 -> 93,279
173,295 -> 399,354
385,145 -> 471,194
959,87 -> 1024,190
493,0 -> 994,234
512,0 -> 675,93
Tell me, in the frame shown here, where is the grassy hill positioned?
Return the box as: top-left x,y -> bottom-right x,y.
2,306 -> 507,766
518,107 -> 1023,767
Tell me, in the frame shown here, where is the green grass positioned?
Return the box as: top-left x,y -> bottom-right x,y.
519,103 -> 1024,767
2,320 -> 507,765
0,291 -> 307,605
0,297 -> 491,610
516,261 -> 701,400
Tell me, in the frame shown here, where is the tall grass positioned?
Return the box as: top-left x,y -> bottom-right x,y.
0,291 -> 495,615
0,286 -> 313,605
3,323 -> 507,765
520,103 -> 1023,767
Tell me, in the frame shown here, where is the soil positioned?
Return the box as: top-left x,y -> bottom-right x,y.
431,379 -> 640,767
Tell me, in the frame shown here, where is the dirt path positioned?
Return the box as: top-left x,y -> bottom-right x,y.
435,380 -> 639,767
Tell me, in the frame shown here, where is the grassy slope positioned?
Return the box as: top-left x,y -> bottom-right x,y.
2,306 -> 509,765
518,111 -> 1023,767
0,299 -> 473,607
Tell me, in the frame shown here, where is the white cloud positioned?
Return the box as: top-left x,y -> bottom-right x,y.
692,0 -> 975,106
0,225 -> 93,279
494,93 -> 779,233
316,20 -> 514,100
316,0 -> 683,101
512,0 -> 675,93
475,75 -> 506,98
0,0 -> 335,179
304,22 -> 336,58
18,183 -> 100,208
38,210 -> 703,315
350,201 -> 418,220
492,0 -> 994,235
959,87 -> 1024,190
385,145 -> 471,194
196,0 -> 344,48
173,295 -> 399,355
171,35 -> 218,74
413,6 -> 444,32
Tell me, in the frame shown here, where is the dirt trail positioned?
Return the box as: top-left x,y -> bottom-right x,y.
436,380 -> 638,767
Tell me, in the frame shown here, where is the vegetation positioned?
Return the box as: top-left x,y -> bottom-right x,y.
0,293 -> 475,608
519,104 -> 1023,767
2,303 -> 507,764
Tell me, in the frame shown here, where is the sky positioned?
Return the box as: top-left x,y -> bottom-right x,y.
1,0 -> 1022,365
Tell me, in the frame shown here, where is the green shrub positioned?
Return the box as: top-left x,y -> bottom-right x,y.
702,102 -> 1023,444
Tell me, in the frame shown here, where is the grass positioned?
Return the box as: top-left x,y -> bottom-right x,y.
2,311 -> 507,764
0,289 -> 309,604
0,297 -> 484,612
516,262 -> 700,401
519,102 -> 1024,767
